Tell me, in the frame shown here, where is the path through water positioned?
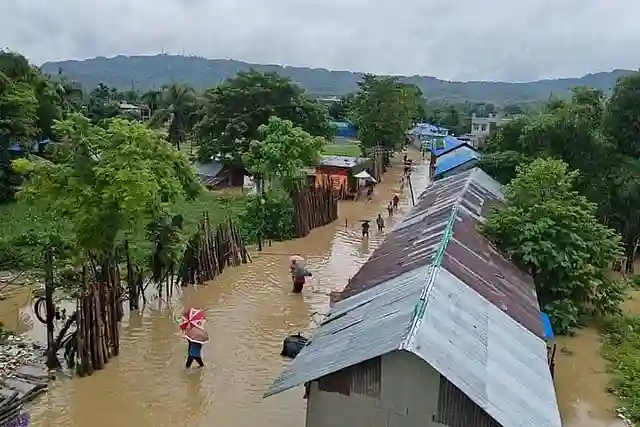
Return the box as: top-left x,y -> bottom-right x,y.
16,150 -> 431,427
1,150 -> 631,427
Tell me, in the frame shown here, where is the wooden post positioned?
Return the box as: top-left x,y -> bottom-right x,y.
408,175 -> 416,207
44,248 -> 60,369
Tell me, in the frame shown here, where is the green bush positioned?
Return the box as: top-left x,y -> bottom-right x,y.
239,189 -> 295,244
601,315 -> 640,423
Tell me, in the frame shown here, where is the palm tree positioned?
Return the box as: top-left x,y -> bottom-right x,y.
55,78 -> 84,113
150,84 -> 197,151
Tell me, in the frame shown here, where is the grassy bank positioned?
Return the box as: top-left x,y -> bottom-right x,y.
322,143 -> 362,157
0,191 -> 246,271
600,315 -> 640,423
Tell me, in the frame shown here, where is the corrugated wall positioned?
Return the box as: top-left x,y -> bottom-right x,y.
434,375 -> 501,427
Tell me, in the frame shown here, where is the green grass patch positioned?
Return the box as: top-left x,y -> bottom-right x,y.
0,191 -> 247,271
322,143 -> 362,157
600,315 -> 640,423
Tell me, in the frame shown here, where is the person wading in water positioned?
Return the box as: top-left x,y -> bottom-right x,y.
361,220 -> 371,237
186,339 -> 204,368
376,214 -> 385,233
291,258 -> 312,293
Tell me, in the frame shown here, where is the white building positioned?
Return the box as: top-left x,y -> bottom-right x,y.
265,169 -> 561,427
469,113 -> 512,147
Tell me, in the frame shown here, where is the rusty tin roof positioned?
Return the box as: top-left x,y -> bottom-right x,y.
265,168 -> 560,427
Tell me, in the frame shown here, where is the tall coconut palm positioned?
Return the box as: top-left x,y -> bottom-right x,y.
150,84 -> 197,151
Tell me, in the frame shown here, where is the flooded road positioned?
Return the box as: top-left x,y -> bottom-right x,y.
15,151 -> 431,427
1,150 -> 632,427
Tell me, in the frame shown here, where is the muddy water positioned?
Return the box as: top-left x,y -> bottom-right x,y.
555,278 -> 640,427
5,151 -> 431,427
5,152 -> 629,427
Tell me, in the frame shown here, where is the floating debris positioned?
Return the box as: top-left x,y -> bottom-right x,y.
0,334 -> 50,426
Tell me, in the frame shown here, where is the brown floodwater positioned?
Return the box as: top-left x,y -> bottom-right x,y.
3,150 -> 430,427
0,151 -> 631,427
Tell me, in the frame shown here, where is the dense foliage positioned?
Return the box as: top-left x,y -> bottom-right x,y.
196,71 -> 333,166
601,315 -> 640,424
480,79 -> 640,273
483,159 -> 625,332
348,75 -> 423,154
239,190 -> 295,244
243,117 -> 324,192
18,114 -> 202,269
41,55 -> 634,104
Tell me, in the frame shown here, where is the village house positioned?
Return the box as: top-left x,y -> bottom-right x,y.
194,161 -> 247,190
431,141 -> 480,180
313,155 -> 373,199
265,168 -> 561,427
469,113 -> 512,147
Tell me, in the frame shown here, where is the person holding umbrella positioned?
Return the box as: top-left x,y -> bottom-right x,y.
179,308 -> 209,368
290,255 -> 312,293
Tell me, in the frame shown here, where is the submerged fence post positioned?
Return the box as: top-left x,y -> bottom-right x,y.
408,175 -> 416,207
44,247 -> 59,369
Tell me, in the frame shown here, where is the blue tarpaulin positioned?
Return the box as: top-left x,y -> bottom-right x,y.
541,312 -> 554,341
331,121 -> 357,139
9,139 -> 52,153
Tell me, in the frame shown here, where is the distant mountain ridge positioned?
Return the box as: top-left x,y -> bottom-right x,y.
41,54 -> 638,105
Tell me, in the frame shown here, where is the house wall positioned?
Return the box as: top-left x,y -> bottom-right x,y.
306,351 -> 500,427
306,351 -> 438,427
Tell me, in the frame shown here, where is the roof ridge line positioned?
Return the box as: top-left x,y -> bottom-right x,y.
400,174 -> 473,351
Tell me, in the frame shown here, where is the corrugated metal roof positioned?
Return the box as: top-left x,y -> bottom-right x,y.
195,161 -> 224,177
435,144 -> 480,178
264,167 -> 561,427
410,267 -> 561,427
264,264 -> 432,398
319,155 -> 368,168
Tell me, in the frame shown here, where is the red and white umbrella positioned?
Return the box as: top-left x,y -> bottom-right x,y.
179,308 -> 206,331
179,308 -> 209,344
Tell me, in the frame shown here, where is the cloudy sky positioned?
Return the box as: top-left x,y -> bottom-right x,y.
1,0 -> 639,82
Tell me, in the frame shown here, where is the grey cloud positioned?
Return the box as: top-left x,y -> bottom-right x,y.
0,0 -> 639,81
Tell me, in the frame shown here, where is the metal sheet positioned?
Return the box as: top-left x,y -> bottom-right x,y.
409,267 -> 562,427
444,211 -> 544,338
264,265 -> 432,397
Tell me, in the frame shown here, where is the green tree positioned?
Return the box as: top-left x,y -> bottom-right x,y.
243,116 -> 324,192
141,89 -> 161,112
150,84 -> 198,150
196,70 -> 332,166
0,52 -> 39,202
482,159 -> 624,333
327,94 -> 354,121
86,83 -> 120,123
349,75 -> 416,155
19,114 -> 201,262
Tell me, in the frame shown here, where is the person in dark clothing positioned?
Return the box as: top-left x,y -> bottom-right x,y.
186,340 -> 204,368
376,214 -> 385,232
393,194 -> 400,210
361,221 -> 370,237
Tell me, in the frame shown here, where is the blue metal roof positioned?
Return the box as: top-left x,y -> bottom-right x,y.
431,135 -> 465,156
9,139 -> 52,153
435,144 -> 480,178
330,121 -> 357,138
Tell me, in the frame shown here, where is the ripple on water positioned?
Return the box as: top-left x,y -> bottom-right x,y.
28,153 -> 428,427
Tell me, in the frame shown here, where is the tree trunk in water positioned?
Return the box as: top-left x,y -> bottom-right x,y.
625,237 -> 637,273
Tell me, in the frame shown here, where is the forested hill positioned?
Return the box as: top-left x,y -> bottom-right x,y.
41,54 -> 636,104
